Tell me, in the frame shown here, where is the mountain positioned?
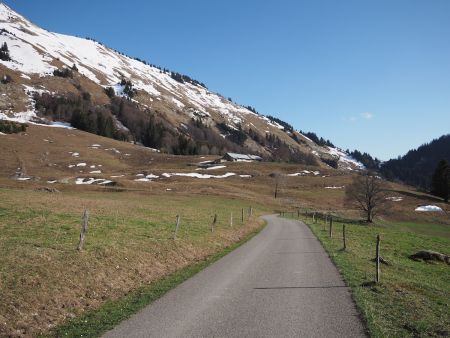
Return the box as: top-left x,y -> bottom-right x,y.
0,3 -> 364,169
380,134 -> 450,189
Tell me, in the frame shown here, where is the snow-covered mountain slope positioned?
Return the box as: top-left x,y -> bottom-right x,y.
324,147 -> 366,170
0,3 -> 256,123
0,3 -> 364,170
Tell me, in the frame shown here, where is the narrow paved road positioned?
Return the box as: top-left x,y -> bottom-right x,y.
104,215 -> 366,338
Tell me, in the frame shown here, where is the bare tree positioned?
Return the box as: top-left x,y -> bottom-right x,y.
345,172 -> 388,222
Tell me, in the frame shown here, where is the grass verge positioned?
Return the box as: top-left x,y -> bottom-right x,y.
43,220 -> 266,338
287,214 -> 449,338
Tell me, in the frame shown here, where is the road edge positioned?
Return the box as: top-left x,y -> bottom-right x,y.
301,218 -> 371,338
44,219 -> 267,338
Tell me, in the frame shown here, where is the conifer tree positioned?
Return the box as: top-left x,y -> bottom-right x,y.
431,160 -> 450,202
0,42 -> 11,61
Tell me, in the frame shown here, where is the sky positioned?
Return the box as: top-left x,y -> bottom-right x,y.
4,0 -> 450,160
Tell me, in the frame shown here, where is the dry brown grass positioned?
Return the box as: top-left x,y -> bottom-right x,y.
0,187 -> 267,337
0,125 -> 449,337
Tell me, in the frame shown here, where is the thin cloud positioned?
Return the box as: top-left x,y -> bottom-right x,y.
360,112 -> 374,119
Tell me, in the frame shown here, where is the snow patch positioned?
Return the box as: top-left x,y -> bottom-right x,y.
75,177 -> 113,185
386,197 -> 403,202
162,172 -> 236,179
415,205 -> 443,212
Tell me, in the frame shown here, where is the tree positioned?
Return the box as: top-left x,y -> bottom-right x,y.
0,42 -> 11,61
53,67 -> 73,78
104,87 -> 115,98
431,160 -> 450,202
345,172 -> 388,222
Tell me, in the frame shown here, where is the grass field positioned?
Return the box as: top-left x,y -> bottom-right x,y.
43,223 -> 264,338
1,125 -> 450,337
293,214 -> 450,337
0,187 -> 267,337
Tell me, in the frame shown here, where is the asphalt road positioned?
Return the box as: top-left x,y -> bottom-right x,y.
103,215 -> 366,338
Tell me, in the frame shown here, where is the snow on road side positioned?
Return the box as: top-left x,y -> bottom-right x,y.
325,186 -> 344,189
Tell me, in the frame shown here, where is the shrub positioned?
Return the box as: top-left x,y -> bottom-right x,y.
0,42 -> 11,61
0,120 -> 27,134
53,68 -> 73,78
104,87 -> 115,98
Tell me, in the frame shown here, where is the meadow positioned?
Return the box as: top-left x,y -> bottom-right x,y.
293,213 -> 450,337
0,187 -> 266,337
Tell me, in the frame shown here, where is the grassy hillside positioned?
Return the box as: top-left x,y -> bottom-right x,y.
0,188 -> 266,337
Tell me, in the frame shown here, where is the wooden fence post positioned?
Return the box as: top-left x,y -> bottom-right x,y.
211,214 -> 217,232
242,208 -> 244,223
313,212 -> 316,223
230,212 -> 233,227
173,215 -> 181,240
343,224 -> 346,250
77,209 -> 89,251
329,217 -> 333,238
250,207 -> 253,217
376,235 -> 381,282
297,209 -> 300,218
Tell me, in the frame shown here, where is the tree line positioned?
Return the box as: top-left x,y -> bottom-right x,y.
380,134 -> 450,190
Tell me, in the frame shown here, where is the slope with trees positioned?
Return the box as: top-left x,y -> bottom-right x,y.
431,160 -> 450,202
380,134 -> 450,189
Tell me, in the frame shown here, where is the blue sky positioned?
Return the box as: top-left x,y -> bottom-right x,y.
5,0 -> 450,160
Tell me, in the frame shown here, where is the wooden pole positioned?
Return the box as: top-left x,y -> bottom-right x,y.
329,216 -> 333,238
173,215 -> 181,240
297,209 -> 300,218
211,214 -> 217,232
241,208 -> 244,223
376,235 -> 381,282
230,212 -> 233,227
313,212 -> 316,223
77,209 -> 89,251
343,224 -> 346,250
